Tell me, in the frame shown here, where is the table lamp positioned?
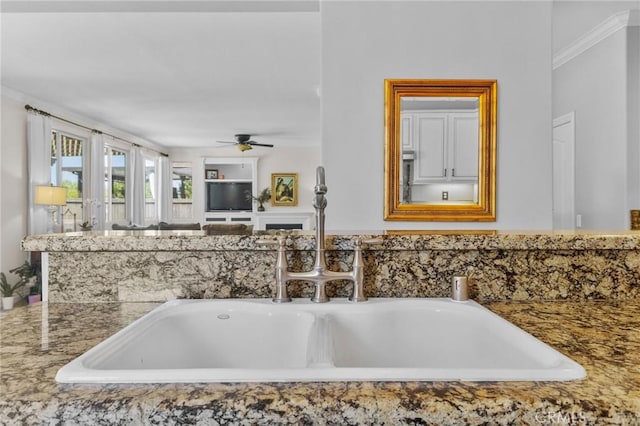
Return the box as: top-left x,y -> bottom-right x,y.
34,185 -> 67,233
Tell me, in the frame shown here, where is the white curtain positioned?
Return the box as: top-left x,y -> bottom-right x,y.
131,146 -> 145,226
158,156 -> 172,222
27,111 -> 52,235
89,132 -> 105,230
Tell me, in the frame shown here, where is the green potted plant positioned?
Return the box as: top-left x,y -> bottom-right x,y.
246,187 -> 271,212
10,261 -> 41,304
0,272 -> 27,311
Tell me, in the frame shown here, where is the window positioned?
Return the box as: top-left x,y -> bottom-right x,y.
44,120 -> 167,231
51,131 -> 86,231
104,144 -> 128,224
171,162 -> 193,219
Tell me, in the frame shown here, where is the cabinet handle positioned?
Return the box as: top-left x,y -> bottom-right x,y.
452,168 -> 455,177
444,168 -> 447,177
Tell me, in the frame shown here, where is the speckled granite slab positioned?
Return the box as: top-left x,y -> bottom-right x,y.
1,300 -> 639,424
21,231 -> 640,303
43,248 -> 640,303
21,229 -> 640,252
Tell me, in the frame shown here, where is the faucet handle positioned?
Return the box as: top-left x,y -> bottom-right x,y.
257,238 -> 291,303
348,238 -> 383,303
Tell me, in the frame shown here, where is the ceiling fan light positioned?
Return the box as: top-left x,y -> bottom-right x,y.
238,143 -> 252,152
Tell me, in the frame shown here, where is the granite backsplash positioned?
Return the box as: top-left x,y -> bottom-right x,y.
22,231 -> 640,303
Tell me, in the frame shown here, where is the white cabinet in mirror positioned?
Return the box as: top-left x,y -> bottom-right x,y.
400,98 -> 479,205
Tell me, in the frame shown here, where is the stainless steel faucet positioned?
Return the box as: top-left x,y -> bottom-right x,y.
259,166 -> 381,303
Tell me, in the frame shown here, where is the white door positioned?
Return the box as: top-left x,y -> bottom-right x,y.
552,112 -> 576,230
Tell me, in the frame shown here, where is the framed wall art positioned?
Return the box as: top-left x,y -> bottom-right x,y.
271,173 -> 298,206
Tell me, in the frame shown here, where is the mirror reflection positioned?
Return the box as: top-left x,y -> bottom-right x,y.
400,97 -> 479,205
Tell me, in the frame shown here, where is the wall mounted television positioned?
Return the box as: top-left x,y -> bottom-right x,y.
206,181 -> 253,212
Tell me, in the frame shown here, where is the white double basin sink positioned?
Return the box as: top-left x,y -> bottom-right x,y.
56,298 -> 585,383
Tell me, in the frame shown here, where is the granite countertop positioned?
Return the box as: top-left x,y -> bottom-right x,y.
21,229 -> 640,252
1,299 -> 639,424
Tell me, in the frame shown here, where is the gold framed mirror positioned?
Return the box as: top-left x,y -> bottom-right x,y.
384,79 -> 497,221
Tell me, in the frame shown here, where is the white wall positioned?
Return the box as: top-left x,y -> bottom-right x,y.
1,95 -> 29,275
553,24 -> 632,229
321,1 -> 553,230
251,146 -> 321,212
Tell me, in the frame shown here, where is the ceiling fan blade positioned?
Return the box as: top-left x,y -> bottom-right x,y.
217,135 -> 274,148
247,142 -> 274,147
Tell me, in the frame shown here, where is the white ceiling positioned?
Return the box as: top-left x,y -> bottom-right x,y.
1,1 -> 322,149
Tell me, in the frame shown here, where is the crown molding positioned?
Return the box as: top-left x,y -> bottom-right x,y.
553,9 -> 639,70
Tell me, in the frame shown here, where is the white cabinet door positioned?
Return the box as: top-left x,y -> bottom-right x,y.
410,111 -> 478,184
401,113 -> 414,151
414,113 -> 447,182
449,112 -> 478,180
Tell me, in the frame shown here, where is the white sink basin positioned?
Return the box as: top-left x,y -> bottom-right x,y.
55,298 -> 586,383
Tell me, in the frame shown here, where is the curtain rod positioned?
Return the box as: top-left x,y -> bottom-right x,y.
24,104 -> 168,157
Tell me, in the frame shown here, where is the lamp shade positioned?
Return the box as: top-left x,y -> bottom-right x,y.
34,185 -> 67,206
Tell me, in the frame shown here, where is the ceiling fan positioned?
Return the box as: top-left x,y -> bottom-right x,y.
216,134 -> 274,152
